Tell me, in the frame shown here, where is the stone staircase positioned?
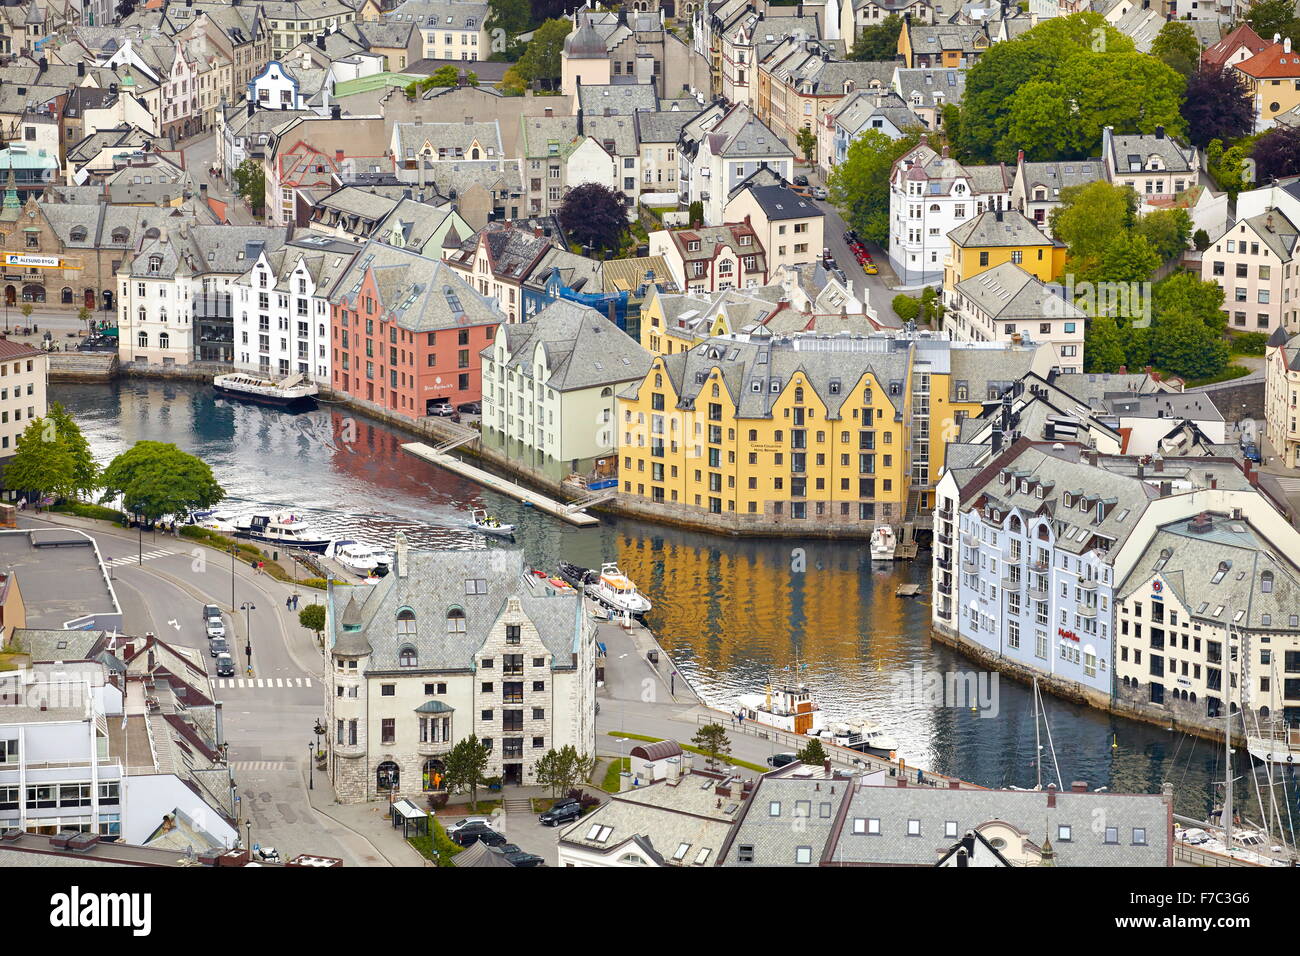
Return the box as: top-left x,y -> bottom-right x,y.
47,351 -> 118,381
502,797 -> 533,815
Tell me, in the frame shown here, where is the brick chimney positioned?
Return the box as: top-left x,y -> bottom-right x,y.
1046,783 -> 1057,808
1070,780 -> 1087,793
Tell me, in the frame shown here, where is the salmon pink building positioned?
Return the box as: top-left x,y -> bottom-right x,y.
328,241 -> 501,419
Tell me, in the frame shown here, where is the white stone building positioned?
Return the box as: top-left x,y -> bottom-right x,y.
888,135 -> 1012,286
325,541 -> 597,803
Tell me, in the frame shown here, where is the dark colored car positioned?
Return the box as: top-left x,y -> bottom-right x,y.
457,401 -> 482,415
450,823 -> 506,847
500,844 -> 545,867
767,752 -> 798,768
202,603 -> 222,623
209,637 -> 229,658
793,174 -> 810,187
539,797 -> 582,827
215,653 -> 236,677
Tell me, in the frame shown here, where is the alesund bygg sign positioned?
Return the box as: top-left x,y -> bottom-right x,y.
3,253 -> 63,269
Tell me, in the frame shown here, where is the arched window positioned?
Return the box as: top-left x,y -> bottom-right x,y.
158,332 -> 169,350
446,606 -> 466,633
600,387 -> 613,397
397,608 -> 416,635
61,287 -> 73,304
794,386 -> 804,403
398,644 -> 417,667
748,429 -> 757,441
654,373 -> 662,387
1261,570 -> 1274,593
1009,515 -> 1021,533
711,383 -> 720,397
137,331 -> 148,348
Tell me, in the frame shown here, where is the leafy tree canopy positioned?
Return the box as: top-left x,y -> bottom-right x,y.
1150,21 -> 1200,77
828,128 -> 922,244
100,441 -> 225,522
848,14 -> 902,62
558,182 -> 628,252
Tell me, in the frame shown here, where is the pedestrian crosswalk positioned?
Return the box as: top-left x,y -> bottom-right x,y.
109,549 -> 174,565
213,677 -> 314,690
230,761 -> 293,772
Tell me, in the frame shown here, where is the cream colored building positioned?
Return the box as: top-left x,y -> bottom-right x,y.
0,339 -> 48,462
724,184 -> 825,271
1265,326 -> 1300,468
325,541 -> 597,803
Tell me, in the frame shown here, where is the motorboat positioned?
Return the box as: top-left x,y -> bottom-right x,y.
234,511 -> 331,552
734,681 -> 825,736
328,539 -> 393,576
557,562 -> 596,589
584,562 -> 652,616
814,718 -> 899,757
213,371 -> 318,408
870,525 -> 897,560
468,508 -> 515,538
189,509 -> 239,534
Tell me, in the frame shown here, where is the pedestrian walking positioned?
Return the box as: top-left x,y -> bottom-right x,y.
286,595 -> 292,610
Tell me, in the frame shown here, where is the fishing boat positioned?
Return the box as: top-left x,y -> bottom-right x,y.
213,371 -> 318,408
468,508 -> 515,538
813,718 -> 899,757
234,511 -> 332,552
189,509 -> 239,534
734,681 -> 825,736
328,539 -> 393,576
586,562 -> 652,615
870,525 -> 897,560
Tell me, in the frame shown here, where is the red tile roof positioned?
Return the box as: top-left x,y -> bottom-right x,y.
0,337 -> 43,361
1234,40 -> 1300,79
1202,23 -> 1268,71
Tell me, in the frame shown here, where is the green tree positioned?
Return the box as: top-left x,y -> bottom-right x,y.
99,441 -> 225,523
514,18 -> 571,89
20,303 -> 32,323
691,723 -> 731,770
1150,21 -> 1200,78
918,286 -> 945,325
1134,207 -> 1192,262
892,293 -> 920,323
795,126 -> 817,164
796,737 -> 828,766
1083,315 -> 1126,373
848,14 -> 902,61
443,733 -> 491,810
1247,0 -> 1300,44
486,0 -> 530,40
1050,181 -> 1137,276
535,745 -> 595,797
232,158 -> 265,214
47,403 -> 98,498
688,200 -> 704,227
1093,233 -> 1160,287
3,418 -> 76,503
1151,311 -> 1229,380
298,603 -> 326,643
828,128 -> 921,243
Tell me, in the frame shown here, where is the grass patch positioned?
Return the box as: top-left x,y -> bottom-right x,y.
1180,363 -> 1252,388
49,501 -> 126,523
446,798 -> 501,815
0,648 -> 28,672
408,819 -> 464,867
607,731 -> 768,774
601,757 -> 629,793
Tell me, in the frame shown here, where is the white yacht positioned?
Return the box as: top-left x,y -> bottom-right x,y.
189,509 -> 239,534
734,682 -> 825,737
235,511 -> 331,552
328,539 -> 393,576
585,562 -> 652,616
814,718 -> 899,757
870,525 -> 897,561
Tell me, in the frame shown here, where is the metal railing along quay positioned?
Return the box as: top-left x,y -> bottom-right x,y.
692,710 -> 976,789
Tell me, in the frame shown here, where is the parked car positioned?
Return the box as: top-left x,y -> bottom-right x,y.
205,618 -> 226,638
1242,441 -> 1262,463
457,401 -> 482,415
450,823 -> 506,847
209,637 -> 229,658
201,603 -> 222,623
793,174 -> 810,187
766,752 -> 799,768
538,797 -> 582,827
446,816 -> 497,835
429,401 -> 455,417
500,844 -> 545,867
864,261 -> 879,275
811,186 -> 827,200
215,653 -> 235,677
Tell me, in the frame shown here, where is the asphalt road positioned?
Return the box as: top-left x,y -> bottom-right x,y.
17,513 -> 378,865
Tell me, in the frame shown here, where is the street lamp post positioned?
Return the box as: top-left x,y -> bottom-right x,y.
241,601 -> 256,674
308,740 -> 314,790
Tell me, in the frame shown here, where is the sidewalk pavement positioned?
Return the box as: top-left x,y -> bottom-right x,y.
304,776 -> 428,868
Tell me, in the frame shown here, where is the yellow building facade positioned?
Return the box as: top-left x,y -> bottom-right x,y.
616,333 -> 1050,532
943,208 -> 1066,293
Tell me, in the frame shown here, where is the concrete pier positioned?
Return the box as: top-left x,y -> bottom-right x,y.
400,442 -> 600,527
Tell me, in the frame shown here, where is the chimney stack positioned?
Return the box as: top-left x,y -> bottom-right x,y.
665,756 -> 680,785
1046,783 -> 1057,808
730,776 -> 744,800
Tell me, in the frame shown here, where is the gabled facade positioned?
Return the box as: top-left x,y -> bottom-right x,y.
1100,125 -> 1198,205
1265,326 -> 1300,468
648,221 -> 769,294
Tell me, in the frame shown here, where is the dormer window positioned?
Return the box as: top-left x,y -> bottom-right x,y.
398,644 -> 417,667
397,608 -> 416,635
446,606 -> 467,633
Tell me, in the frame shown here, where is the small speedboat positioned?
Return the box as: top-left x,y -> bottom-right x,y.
234,511 -> 331,552
328,539 -> 393,576
814,718 -> 898,757
468,508 -> 515,538
557,561 -> 596,588
870,525 -> 897,561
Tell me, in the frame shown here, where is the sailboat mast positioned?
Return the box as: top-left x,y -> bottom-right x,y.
1223,694 -> 1234,855
1034,677 -> 1043,791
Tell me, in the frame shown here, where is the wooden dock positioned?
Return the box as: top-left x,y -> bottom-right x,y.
400,442 -> 601,527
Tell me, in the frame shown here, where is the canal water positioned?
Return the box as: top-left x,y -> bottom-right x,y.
54,379 -> 1300,827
